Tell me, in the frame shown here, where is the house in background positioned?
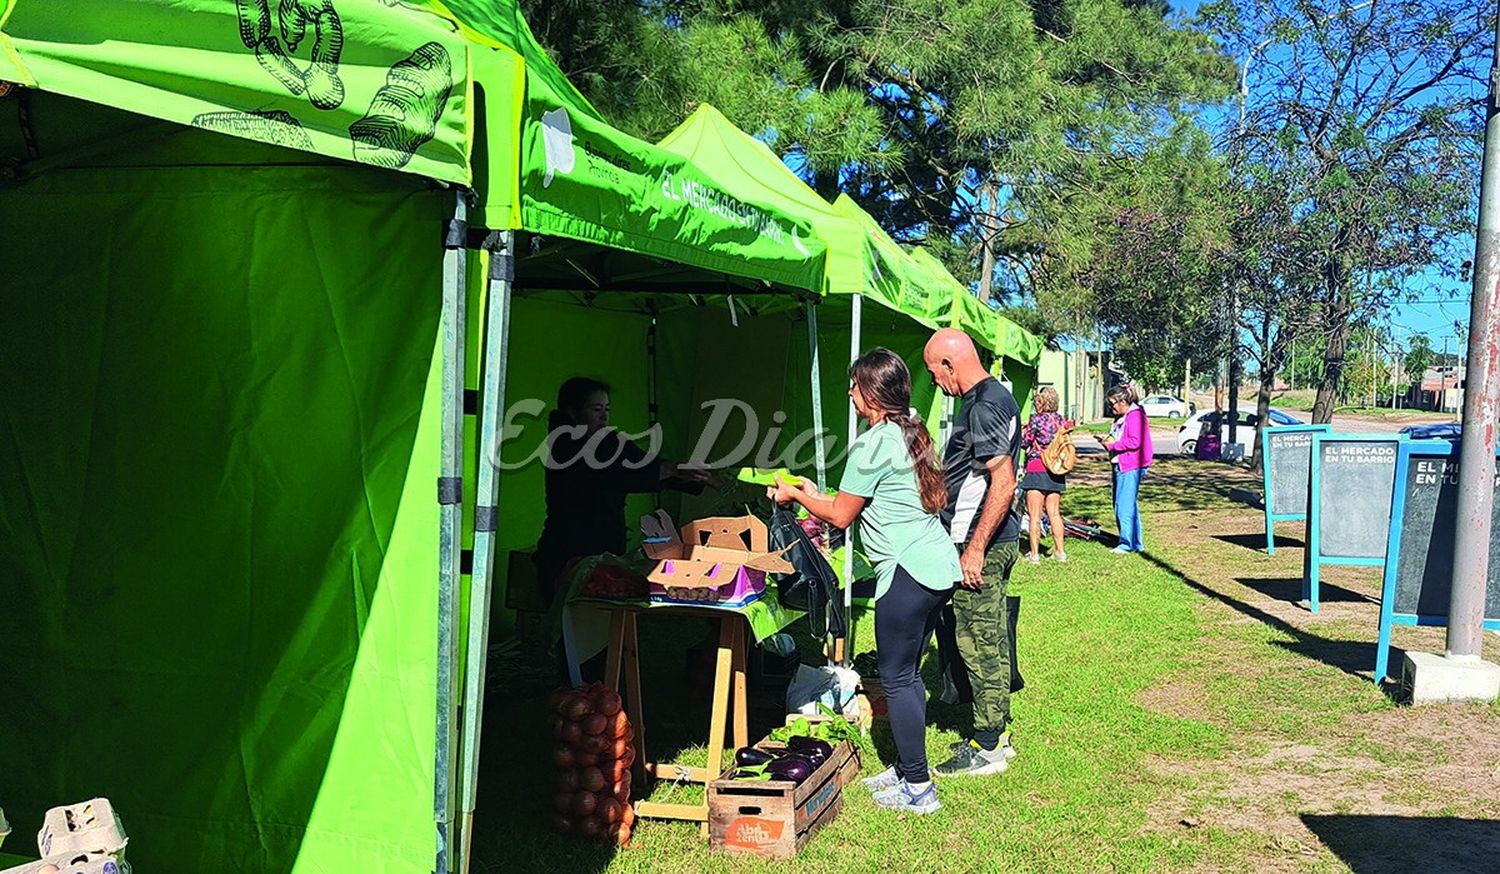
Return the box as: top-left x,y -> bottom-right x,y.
1036,348 -> 1111,421
1410,366 -> 1464,413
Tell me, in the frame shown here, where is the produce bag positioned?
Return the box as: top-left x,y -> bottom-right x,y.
785,663 -> 860,719
546,684 -> 636,846
768,505 -> 846,639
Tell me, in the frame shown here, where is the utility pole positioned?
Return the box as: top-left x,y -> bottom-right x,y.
1391,329 -> 1399,410
1457,323 -> 1467,423
1411,6 -> 1500,704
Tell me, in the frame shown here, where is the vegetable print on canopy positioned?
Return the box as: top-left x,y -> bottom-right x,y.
236,0 -> 347,110
349,41 -> 453,170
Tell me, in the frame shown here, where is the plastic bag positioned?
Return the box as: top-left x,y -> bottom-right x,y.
785,663 -> 861,718
768,505 -> 846,639
763,633 -> 797,659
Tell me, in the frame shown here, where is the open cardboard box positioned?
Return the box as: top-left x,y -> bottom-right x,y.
640,511 -> 793,606
37,800 -> 125,862
1,855 -> 129,874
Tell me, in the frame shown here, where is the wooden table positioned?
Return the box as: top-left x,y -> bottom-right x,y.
598,604 -> 750,837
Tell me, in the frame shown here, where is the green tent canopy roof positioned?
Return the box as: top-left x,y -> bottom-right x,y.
658,103 -> 899,307
0,0 -> 828,293
831,194 -> 950,330
906,246 -> 1045,366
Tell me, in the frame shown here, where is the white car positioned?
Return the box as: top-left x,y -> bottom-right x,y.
1176,409 -> 1305,459
1139,394 -> 1192,419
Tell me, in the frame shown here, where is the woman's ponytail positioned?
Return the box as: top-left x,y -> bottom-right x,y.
892,412 -> 948,515
849,348 -> 948,516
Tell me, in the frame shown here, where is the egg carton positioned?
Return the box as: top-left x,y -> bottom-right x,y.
37,800 -> 126,860
0,855 -> 129,874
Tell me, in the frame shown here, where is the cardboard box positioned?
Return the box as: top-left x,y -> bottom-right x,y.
640,512 -> 793,605
36,801 -> 125,861
0,855 -> 130,874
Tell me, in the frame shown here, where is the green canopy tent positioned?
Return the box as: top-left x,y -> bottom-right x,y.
654,109 -> 1048,640
653,108 -> 1049,654
906,245 -> 1045,419
818,241 -> 1044,651
0,2 -> 831,872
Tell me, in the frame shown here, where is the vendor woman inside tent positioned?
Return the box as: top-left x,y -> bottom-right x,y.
534,377 -> 714,604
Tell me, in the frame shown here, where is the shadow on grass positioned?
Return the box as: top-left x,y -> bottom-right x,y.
1214,531 -> 1305,551
1302,814 -> 1500,874
1138,553 -> 1398,698
1067,457 -> 1259,519
473,613 -> 815,872
1236,576 -> 1376,605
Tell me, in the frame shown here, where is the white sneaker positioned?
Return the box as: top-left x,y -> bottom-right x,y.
934,741 -> 1009,777
1026,553 -> 1041,566
1111,545 -> 1134,555
1054,552 -> 1068,563
862,765 -> 901,793
872,780 -> 942,814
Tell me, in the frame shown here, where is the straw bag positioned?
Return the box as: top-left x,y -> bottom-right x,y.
1041,427 -> 1077,476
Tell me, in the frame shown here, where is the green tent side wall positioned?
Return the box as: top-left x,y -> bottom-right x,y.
0,97 -> 446,873
484,293 -> 821,632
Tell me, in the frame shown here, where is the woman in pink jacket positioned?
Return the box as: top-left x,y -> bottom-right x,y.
1098,384 -> 1153,554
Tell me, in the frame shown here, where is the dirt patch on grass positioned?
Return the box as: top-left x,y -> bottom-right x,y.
1137,680 -> 1224,726
1127,488 -> 1500,871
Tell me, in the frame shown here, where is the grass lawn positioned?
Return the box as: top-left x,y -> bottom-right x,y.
475,457 -> 1500,873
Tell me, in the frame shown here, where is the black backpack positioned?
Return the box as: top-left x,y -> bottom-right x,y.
767,505 -> 847,640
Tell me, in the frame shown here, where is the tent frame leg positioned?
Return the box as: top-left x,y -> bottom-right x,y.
805,301 -> 834,653
435,190 -> 469,874
806,301 -> 828,491
456,231 -> 515,874
839,294 -> 862,664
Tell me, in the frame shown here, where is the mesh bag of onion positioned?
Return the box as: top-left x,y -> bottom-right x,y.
548,682 -> 637,846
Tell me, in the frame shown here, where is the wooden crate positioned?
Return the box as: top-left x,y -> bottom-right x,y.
858,677 -> 887,724
707,744 -> 844,860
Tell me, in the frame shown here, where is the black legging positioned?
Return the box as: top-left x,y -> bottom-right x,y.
877,565 -> 954,784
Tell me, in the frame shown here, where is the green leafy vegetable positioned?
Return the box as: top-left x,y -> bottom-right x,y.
771,709 -> 857,744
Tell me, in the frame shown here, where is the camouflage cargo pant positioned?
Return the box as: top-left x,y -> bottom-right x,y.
951,540 -> 1018,735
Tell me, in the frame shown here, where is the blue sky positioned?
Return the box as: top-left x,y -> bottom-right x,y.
1168,0 -> 1481,352
772,0 -> 1483,353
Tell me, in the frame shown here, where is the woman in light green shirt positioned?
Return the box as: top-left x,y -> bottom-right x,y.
769,348 -> 958,816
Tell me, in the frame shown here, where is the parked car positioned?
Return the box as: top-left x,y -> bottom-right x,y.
1177,407 -> 1306,459
1139,394 -> 1193,419
1179,410 -> 1258,458
1400,423 -> 1462,441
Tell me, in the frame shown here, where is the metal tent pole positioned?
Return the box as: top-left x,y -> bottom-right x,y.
1446,8 -> 1500,664
805,301 -> 830,647
457,232 -> 514,874
806,301 -> 829,489
843,294 -> 861,661
435,189 -> 469,874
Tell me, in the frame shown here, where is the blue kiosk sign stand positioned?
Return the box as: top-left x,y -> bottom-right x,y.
1304,433 -> 1403,612
1374,439 -> 1500,681
1262,424 -> 1331,554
